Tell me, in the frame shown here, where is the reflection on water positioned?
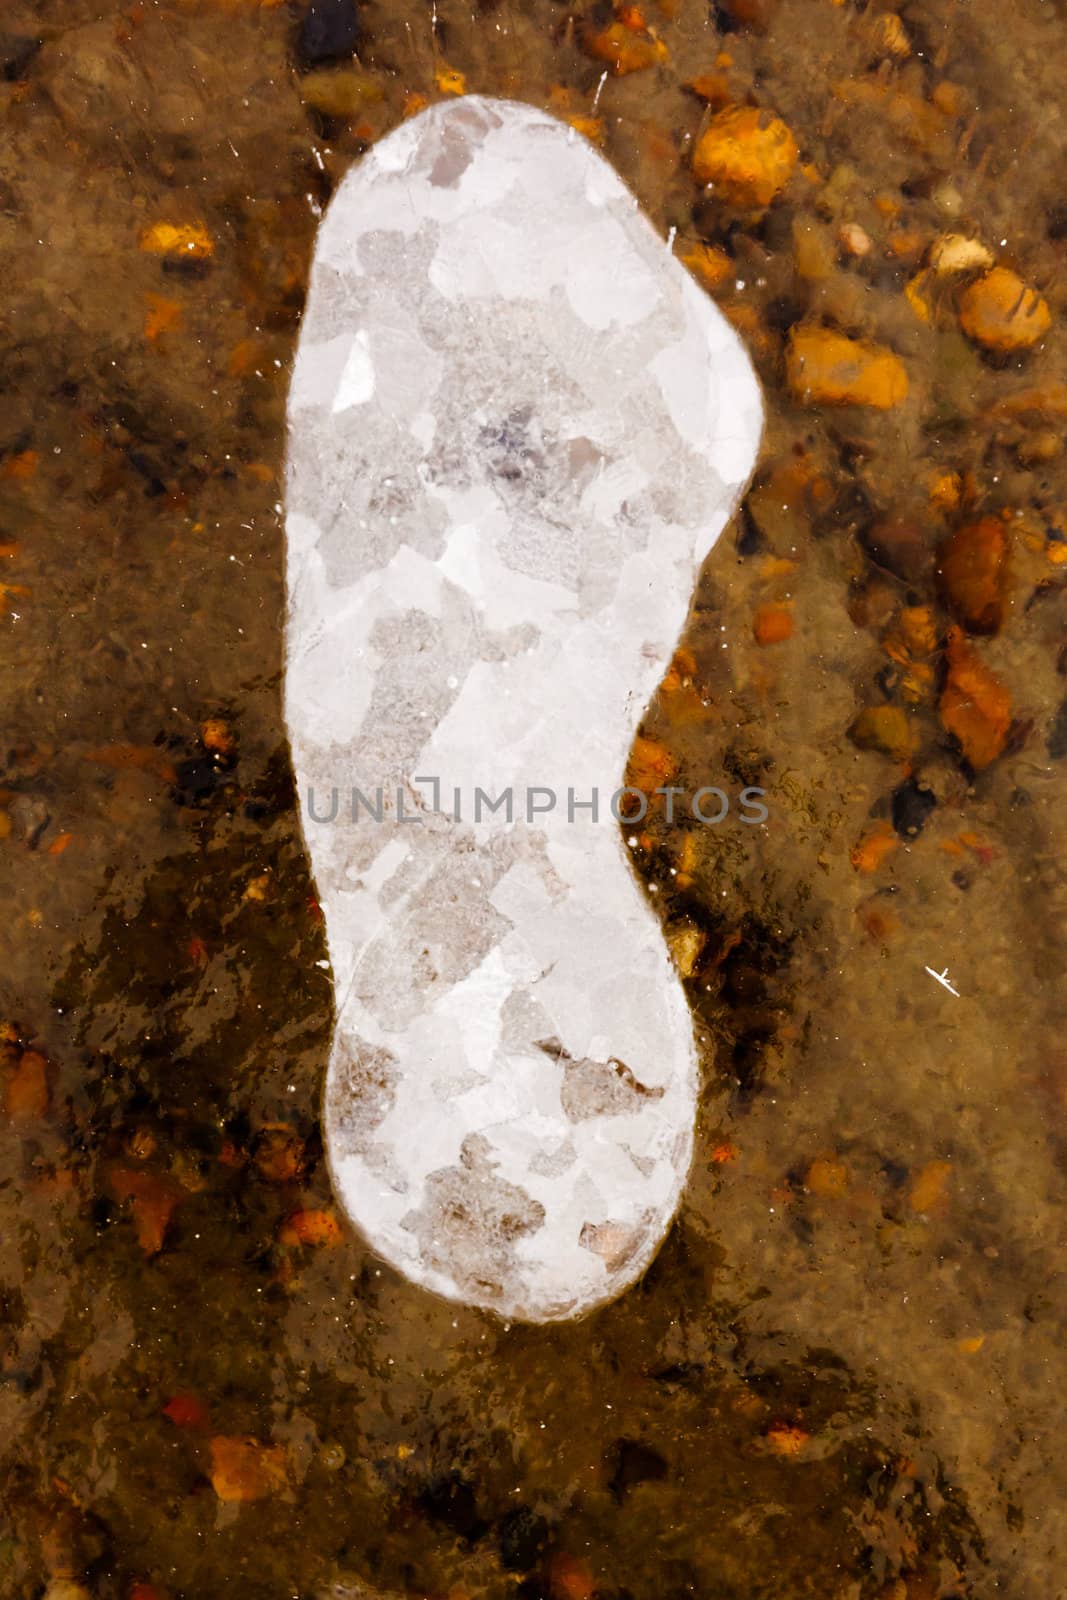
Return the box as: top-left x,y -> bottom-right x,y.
1,0 -> 1064,1596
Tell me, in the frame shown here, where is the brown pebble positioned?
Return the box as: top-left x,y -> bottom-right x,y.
208,1436 -> 290,1502
937,516 -> 1009,635
958,267 -> 1051,352
849,705 -> 915,762
201,718 -> 235,756
718,0 -> 777,32
940,627 -> 1012,769
860,516 -> 929,585
581,22 -> 668,75
5,1048 -> 49,1121
253,1125 -> 306,1184
1016,430 -> 1062,466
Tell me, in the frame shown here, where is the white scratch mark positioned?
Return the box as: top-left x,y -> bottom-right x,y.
925,965 -> 960,997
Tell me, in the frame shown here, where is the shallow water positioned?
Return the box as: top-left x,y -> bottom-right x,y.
1,1 -> 1065,1597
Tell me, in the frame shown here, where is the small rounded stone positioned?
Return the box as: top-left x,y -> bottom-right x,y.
958,266 -> 1051,351
692,106 -> 798,207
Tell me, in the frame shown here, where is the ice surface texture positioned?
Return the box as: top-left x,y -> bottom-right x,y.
285,96 -> 762,1320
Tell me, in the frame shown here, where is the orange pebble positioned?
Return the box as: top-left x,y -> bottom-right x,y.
766,1423 -> 810,1457
5,1049 -> 49,1121
753,603 -> 793,644
279,1208 -> 344,1248
208,1436 -> 289,1502
850,821 -> 899,873
939,627 -> 1011,769
162,1392 -> 210,1429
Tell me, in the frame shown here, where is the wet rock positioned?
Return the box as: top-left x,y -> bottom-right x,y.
908,1159 -> 952,1213
298,0 -> 360,67
849,705 -> 916,762
785,325 -> 908,409
200,717 -> 236,759
882,606 -> 938,702
139,221 -> 214,263
939,627 -> 1012,769
253,1125 -> 306,1183
890,777 -> 936,838
958,266 -> 1051,352
929,233 -> 993,275
860,515 -> 929,584
38,21 -> 143,136
667,924 -> 705,979
548,1554 -> 595,1600
679,240 -> 733,291
606,1437 -> 668,1501
171,754 -> 226,807
108,1167 -> 182,1256
581,22 -> 668,75
8,792 -> 50,847
692,106 -> 798,207
806,1156 -> 849,1196
792,216 -> 834,280
873,11 -> 910,57
936,516 -> 1009,635
1015,428 -> 1062,466
753,602 -> 793,643
208,1436 -> 290,1502
717,0 -> 778,33
838,221 -> 872,259
300,68 -> 382,117
278,1209 -> 344,1247
3,1047 -> 49,1121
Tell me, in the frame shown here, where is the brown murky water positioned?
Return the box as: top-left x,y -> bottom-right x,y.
1,0 -> 1065,1596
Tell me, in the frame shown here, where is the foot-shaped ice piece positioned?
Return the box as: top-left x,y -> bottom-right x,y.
285,96 -> 762,1321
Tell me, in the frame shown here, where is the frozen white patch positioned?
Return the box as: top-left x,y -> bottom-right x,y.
332,332 -> 375,413
284,96 -> 763,1323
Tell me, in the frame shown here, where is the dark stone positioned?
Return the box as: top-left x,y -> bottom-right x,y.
126,449 -> 167,495
890,778 -> 936,839
648,1361 -> 706,1386
606,1437 -> 668,1501
172,755 -> 226,807
497,1506 -> 550,1572
859,515 -> 928,585
298,0 -> 359,66
762,295 -> 806,335
0,32 -> 41,81
514,1581 -> 552,1600
716,0 -> 777,31
736,503 -> 765,555
417,1472 -> 487,1541
8,793 -> 50,848
1048,700 -> 1067,760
